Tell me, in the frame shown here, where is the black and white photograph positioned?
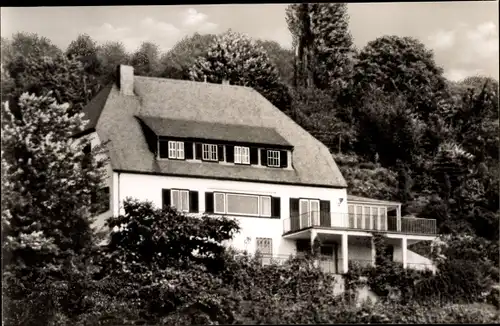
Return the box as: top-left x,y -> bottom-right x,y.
1,1 -> 499,324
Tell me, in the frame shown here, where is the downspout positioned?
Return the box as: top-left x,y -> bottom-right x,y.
117,172 -> 121,216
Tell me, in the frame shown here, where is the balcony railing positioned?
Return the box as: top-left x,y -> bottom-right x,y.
283,212 -> 437,235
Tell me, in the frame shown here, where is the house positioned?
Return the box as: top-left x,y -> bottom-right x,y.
79,64 -> 438,275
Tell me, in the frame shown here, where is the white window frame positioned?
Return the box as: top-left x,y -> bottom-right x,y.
259,196 -> 271,217
171,189 -> 189,212
299,199 -> 320,227
167,141 -> 184,159
234,146 -> 250,164
267,150 -> 280,167
202,143 -> 218,161
213,192 -> 271,217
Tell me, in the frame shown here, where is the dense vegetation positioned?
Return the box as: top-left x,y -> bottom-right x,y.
1,3 -> 499,324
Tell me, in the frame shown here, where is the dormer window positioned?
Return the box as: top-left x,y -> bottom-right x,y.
234,146 -> 250,164
267,150 -> 280,167
168,141 -> 184,159
202,144 -> 218,161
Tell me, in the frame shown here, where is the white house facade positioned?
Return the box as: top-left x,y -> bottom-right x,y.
79,65 -> 438,276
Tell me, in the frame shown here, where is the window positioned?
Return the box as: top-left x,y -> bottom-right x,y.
260,196 -> 271,217
299,199 -> 320,227
213,192 -> 272,217
256,237 -> 273,256
267,150 -> 280,167
214,193 -> 226,214
171,190 -> 189,212
202,144 -> 218,161
91,187 -> 109,215
234,146 -> 250,164
167,141 -> 184,159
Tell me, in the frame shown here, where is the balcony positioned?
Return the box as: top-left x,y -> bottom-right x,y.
283,213 -> 437,236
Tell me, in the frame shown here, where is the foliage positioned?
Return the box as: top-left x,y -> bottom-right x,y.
189,30 -> 292,111
289,87 -> 358,153
65,34 -> 101,76
96,41 -> 130,84
4,54 -> 100,116
3,32 -> 63,63
130,41 -> 162,77
160,33 -> 216,80
286,3 -> 354,89
256,39 -> 295,86
352,35 -> 448,120
1,93 -> 107,325
335,153 -> 398,201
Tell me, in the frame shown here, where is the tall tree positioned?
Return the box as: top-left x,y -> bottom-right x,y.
352,35 -> 448,120
130,42 -> 162,77
189,30 -> 291,111
286,3 -> 354,89
4,55 -> 99,116
160,33 -> 216,80
1,93 -> 107,325
96,41 -> 130,84
255,40 -> 295,86
7,32 -> 62,61
65,34 -> 101,76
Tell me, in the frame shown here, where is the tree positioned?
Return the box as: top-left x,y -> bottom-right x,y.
286,3 -> 354,89
4,55 -> 99,116
160,33 -> 216,80
1,93 -> 107,325
255,40 -> 294,86
352,35 -> 448,120
130,42 -> 162,77
96,41 -> 130,84
189,30 -> 291,111
7,32 -> 62,61
94,198 -> 240,322
66,34 -> 101,76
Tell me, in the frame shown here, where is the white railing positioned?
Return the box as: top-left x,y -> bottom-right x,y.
283,212 -> 437,235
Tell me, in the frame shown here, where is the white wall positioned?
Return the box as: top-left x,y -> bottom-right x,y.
116,172 -> 347,256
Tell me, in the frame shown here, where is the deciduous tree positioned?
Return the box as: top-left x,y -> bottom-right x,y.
130,41 -> 162,77
1,93 -> 107,325
189,30 -> 291,111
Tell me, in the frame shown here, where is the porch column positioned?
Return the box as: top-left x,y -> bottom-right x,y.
397,204 -> 402,232
371,237 -> 376,267
310,229 -> 317,254
342,232 -> 348,273
402,237 -> 407,269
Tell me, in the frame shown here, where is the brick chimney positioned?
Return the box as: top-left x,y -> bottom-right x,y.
117,65 -> 134,96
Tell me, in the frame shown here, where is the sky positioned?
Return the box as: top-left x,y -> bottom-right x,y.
1,2 -> 499,81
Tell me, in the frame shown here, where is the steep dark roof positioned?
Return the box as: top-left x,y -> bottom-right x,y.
78,84 -> 113,135
90,76 -> 347,188
137,116 -> 292,147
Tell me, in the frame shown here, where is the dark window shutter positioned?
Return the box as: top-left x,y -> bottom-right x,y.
320,200 -> 331,227
271,197 -> 281,219
195,143 -> 202,160
205,192 -> 214,213
189,191 -> 199,213
226,145 -> 234,163
250,147 -> 259,165
159,140 -> 169,158
185,141 -> 193,159
218,145 -> 224,161
290,198 -> 300,232
280,150 -> 288,168
162,189 -> 171,209
290,198 -> 299,217
260,149 -> 268,166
